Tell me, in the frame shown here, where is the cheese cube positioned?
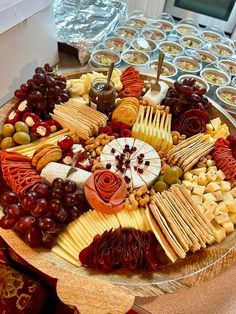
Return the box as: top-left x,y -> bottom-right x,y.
197,205 -> 205,213
183,172 -> 193,181
210,117 -> 221,130
215,213 -> 230,224
222,192 -> 234,202
192,195 -> 203,205
182,180 -> 194,191
216,170 -> 226,181
206,123 -> 214,132
220,181 -> 231,192
225,199 -> 236,213
229,213 -> 236,224
222,221 -> 234,234
203,193 -> 216,202
230,187 -> 236,198
212,190 -> 223,202
217,202 -> 228,213
204,210 -> 215,222
211,221 -> 226,243
192,175 -> 199,183
205,182 -> 221,193
208,166 -> 218,172
206,170 -> 218,182
192,185 -> 205,196
198,173 -> 208,186
202,199 -> 218,212
191,167 -> 207,175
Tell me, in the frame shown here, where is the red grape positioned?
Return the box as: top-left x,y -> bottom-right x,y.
34,100 -> 47,111
0,191 -> 19,206
52,178 -> 64,189
48,199 -> 62,211
38,217 -> 56,231
35,67 -> 45,74
44,63 -> 53,72
50,188 -> 63,199
25,227 -> 42,247
31,199 -> 48,217
14,89 -> 26,99
69,205 -> 83,220
54,96 -> 62,104
20,83 -> 30,94
33,183 -> 50,198
14,216 -> 36,232
42,233 -> 57,248
55,75 -> 66,82
6,204 -> 25,219
45,75 -> 56,87
28,90 -> 43,102
21,191 -> 38,211
62,180 -> 76,194
0,214 -> 17,229
33,73 -> 45,85
60,93 -> 70,102
54,208 -> 68,222
64,193 -> 77,206
56,80 -> 66,90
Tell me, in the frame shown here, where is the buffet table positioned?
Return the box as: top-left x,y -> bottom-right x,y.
57,51 -> 236,314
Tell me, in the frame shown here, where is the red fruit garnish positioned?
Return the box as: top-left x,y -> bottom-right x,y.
120,129 -> 131,137
108,120 -> 120,132
57,135 -> 74,150
76,151 -> 88,163
60,149 -> 74,165
22,112 -> 40,127
5,109 -> 21,124
45,119 -> 61,132
119,122 -> 129,131
99,126 -> 112,135
226,134 -> 236,149
31,121 -> 51,137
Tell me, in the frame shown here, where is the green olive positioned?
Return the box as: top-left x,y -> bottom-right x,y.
14,121 -> 29,133
171,166 -> 183,178
1,137 -> 16,149
163,167 -> 180,185
13,132 -> 31,145
2,124 -> 15,137
154,181 -> 168,192
157,175 -> 164,182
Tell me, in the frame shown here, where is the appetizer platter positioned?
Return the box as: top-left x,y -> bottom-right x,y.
0,63 -> 236,312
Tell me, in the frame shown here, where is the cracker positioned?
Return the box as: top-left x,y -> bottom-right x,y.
145,207 -> 178,263
150,202 -> 186,258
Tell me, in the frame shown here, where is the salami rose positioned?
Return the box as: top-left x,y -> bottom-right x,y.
173,109 -> 209,137
84,170 -> 127,214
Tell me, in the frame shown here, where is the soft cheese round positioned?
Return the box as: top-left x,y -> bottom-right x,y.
100,137 -> 161,188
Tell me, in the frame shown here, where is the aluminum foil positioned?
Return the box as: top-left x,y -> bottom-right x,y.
54,0 -> 127,48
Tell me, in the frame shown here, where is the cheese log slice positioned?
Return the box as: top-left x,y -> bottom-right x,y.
40,162 -> 91,188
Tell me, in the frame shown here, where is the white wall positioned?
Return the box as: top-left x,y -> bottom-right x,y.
122,0 -> 165,18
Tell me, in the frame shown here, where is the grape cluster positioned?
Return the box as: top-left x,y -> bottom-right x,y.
14,64 -> 70,120
0,179 -> 89,248
161,78 -> 212,117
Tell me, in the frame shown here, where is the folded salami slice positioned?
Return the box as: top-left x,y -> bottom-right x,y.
40,162 -> 91,188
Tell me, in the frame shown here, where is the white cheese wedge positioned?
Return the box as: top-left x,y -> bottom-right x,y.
143,81 -> 169,106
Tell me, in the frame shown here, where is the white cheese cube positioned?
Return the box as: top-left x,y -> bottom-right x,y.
198,173 -> 208,186
212,190 -> 223,202
206,169 -> 218,182
183,172 -> 193,181
215,212 -> 230,224
217,202 -> 228,213
222,221 -> 234,234
229,212 -> 236,224
222,192 -> 234,202
192,185 -> 205,196
220,181 -> 231,192
182,180 -> 194,191
230,187 -> 236,198
202,199 -> 218,212
216,170 -> 226,181
203,193 -> 216,202
225,199 -> 236,213
211,117 -> 221,130
204,210 -> 215,222
192,195 -> 203,205
208,166 -> 218,172
191,167 -> 207,175
211,221 -> 226,243
197,205 -> 205,213
205,182 -> 221,193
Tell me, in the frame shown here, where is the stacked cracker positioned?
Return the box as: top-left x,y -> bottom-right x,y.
146,185 -> 215,263
32,144 -> 62,172
51,99 -> 108,140
112,97 -> 140,127
167,133 -> 215,173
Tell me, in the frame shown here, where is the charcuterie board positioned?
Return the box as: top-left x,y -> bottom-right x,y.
0,68 -> 236,313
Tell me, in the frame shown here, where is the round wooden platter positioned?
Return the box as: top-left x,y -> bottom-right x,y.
1,68 -> 236,314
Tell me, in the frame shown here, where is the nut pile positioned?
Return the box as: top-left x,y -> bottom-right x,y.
124,185 -> 151,211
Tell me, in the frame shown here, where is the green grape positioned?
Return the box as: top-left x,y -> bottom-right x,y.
171,166 -> 183,178
163,167 -> 180,185
154,181 -> 168,192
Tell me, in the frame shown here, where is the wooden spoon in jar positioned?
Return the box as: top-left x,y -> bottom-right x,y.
106,62 -> 115,89
151,52 -> 165,92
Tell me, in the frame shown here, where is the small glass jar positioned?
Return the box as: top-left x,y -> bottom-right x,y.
89,78 -> 116,114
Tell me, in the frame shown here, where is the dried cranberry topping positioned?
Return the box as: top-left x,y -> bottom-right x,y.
134,166 -> 138,171
111,148 -> 115,154
124,176 -> 131,183
145,161 -> 150,166
106,163 -> 111,169
139,153 -> 144,158
138,168 -> 144,174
